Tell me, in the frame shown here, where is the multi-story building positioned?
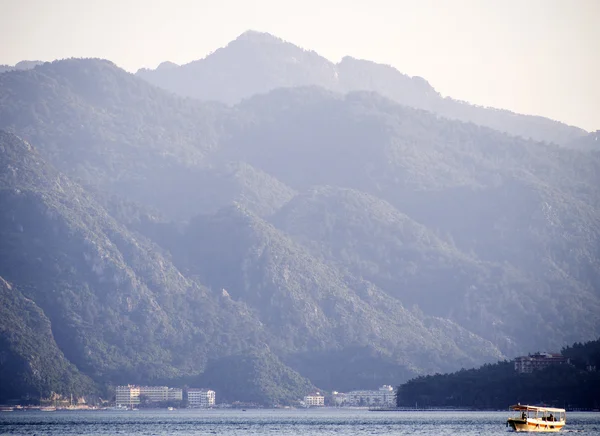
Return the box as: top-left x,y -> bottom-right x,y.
333,385 -> 396,407
116,385 -> 141,407
115,385 -> 183,406
303,392 -> 325,407
187,389 -> 216,408
514,352 -> 569,374
139,386 -> 169,402
168,388 -> 183,401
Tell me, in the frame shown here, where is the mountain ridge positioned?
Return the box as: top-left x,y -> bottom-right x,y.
0,129 -> 505,401
136,30 -> 587,145
1,56 -> 599,404
0,130 -> 269,386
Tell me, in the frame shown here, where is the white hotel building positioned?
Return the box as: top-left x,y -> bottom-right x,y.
303,392 -> 325,407
187,389 -> 216,408
332,385 -> 396,407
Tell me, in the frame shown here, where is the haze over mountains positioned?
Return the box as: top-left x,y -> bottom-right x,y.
137,31 -> 587,146
0,60 -> 43,74
0,31 -> 598,404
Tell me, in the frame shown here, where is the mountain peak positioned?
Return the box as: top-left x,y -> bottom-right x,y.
0,60 -> 44,73
234,30 -> 284,44
14,60 -> 44,70
133,32 -> 585,144
156,61 -> 179,70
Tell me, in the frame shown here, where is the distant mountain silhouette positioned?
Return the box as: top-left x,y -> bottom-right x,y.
0,60 -> 44,73
137,30 -> 587,145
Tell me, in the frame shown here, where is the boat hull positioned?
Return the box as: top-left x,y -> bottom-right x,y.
507,418 -> 565,432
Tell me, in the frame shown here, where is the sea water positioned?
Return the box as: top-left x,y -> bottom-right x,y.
1,408 -> 599,435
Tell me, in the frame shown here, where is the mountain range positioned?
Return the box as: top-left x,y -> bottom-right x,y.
137,30 -> 586,146
0,31 -> 598,404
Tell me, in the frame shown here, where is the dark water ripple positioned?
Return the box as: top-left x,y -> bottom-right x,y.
0,409 -> 599,435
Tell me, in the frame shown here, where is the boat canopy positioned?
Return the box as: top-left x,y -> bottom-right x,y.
509,404 -> 565,413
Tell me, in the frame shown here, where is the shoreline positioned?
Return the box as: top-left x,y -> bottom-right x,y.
2,406 -> 599,413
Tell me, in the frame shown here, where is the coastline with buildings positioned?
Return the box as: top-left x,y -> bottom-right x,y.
395,347 -> 599,410
332,385 -> 396,408
115,385 -> 215,409
2,346 -> 596,411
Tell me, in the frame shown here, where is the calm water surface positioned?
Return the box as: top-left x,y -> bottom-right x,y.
1,409 -> 599,435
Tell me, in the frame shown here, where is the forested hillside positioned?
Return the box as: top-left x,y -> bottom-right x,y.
0,52 -> 598,404
227,88 -> 600,353
0,276 -> 95,402
396,338 -> 600,409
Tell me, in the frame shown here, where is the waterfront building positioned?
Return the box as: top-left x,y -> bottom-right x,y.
332,385 -> 396,407
168,388 -> 183,401
115,385 -> 184,406
139,386 -> 169,402
187,389 -> 216,408
303,392 -> 325,407
115,385 -> 141,407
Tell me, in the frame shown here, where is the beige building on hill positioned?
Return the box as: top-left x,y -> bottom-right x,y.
513,352 -> 569,374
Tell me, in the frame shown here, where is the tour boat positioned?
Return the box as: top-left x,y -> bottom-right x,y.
507,404 -> 566,432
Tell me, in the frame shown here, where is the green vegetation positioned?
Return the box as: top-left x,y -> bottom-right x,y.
283,347 -> 416,393
396,339 -> 600,410
191,350 -> 317,406
0,276 -> 95,402
0,58 -> 228,220
165,205 -> 503,373
0,131 -> 266,397
271,186 -> 487,313
0,55 -> 598,405
227,87 -> 600,353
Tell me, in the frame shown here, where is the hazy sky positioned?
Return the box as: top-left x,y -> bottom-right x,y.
1,0 -> 598,131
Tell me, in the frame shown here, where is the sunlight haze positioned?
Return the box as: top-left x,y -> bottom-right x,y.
1,0 -> 598,131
